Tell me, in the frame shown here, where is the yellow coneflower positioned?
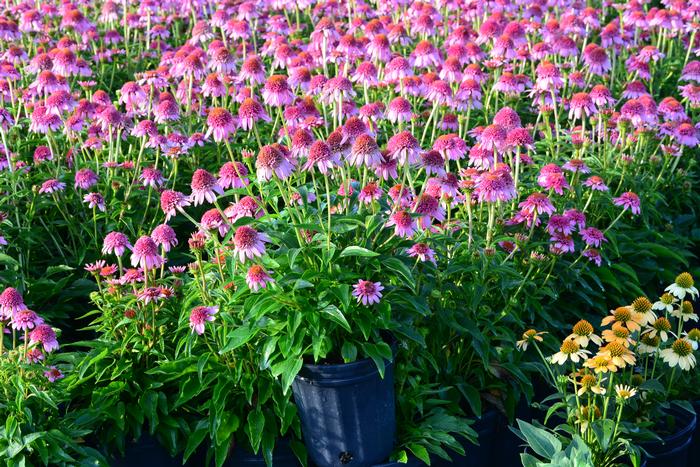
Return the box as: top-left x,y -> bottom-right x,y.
583,355 -> 618,373
671,300 -> 699,323
645,316 -> 672,342
567,319 -> 602,348
516,329 -> 546,351
602,322 -> 635,347
660,338 -> 697,370
632,296 -> 656,325
652,292 -> 675,313
615,384 -> 637,400
551,339 -> 590,365
602,306 -> 642,333
577,373 -> 606,396
665,272 -> 698,300
577,404 -> 601,433
598,342 -> 636,369
638,333 -> 661,355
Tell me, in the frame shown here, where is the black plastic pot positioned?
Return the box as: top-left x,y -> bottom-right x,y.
292,354 -> 396,467
111,434 -> 181,467
225,437 -> 301,466
688,400 -> 700,462
641,406 -> 697,467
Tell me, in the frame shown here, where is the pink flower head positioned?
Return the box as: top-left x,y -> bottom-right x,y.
26,348 -> 44,363
130,236 -> 164,269
137,286 -> 166,304
39,179 -> 66,194
262,75 -> 294,107
413,193 -> 446,229
189,305 -> 218,335
583,248 -> 602,266
83,192 -> 105,211
304,140 -> 340,173
160,190 -> 191,221
200,209 -> 229,237
246,264 -> 274,292
74,168 -> 98,189
387,210 -> 417,238
218,162 -> 249,189
387,131 -> 421,166
206,107 -> 236,142
0,287 -> 27,319
190,169 -> 224,206
256,145 -> 294,182
352,280 -> 384,306
407,243 -> 437,265
232,226 -> 270,263
580,227 -> 607,247
537,164 -> 570,195
151,224 -> 178,252
583,176 -> 609,191
474,165 -> 516,203
102,232 -> 132,257
238,98 -> 271,130
518,192 -> 555,218
29,324 -> 59,353
358,182 -> 383,204
613,192 -> 641,215
11,309 -> 44,331
349,134 -> 382,167
44,366 -> 64,382
139,167 -> 165,188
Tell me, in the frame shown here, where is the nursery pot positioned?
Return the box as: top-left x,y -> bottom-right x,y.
225,437 -> 301,466
688,399 -> 700,462
291,353 -> 396,467
111,433 -> 182,467
433,409 -> 499,467
640,405 -> 697,467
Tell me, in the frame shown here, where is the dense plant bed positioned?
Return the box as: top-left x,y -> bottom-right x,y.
0,0 -> 699,466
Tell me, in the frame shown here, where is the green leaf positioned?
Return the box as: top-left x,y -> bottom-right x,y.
339,246 -> 379,258
184,422 -> 209,462
271,357 -> 303,394
517,420 -> 561,459
245,409 -> 265,453
341,342 -> 357,363
319,305 -> 351,332
220,324 -> 259,354
407,443 -> 431,465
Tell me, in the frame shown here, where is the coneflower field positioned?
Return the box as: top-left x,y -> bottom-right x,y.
1,0 -> 700,466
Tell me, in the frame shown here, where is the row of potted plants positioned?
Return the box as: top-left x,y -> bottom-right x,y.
0,0 -> 699,466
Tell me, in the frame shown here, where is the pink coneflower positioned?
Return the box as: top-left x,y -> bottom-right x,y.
226,196 -> 265,222
535,61 -> 563,90
151,224 -> 178,252
29,324 -> 59,353
0,287 -> 27,319
200,209 -> 229,237
74,168 -> 98,190
583,44 -> 611,76
246,265 -> 274,292
562,159 -> 590,173
348,134 -> 382,167
550,233 -> 576,254
433,134 -> 467,161
44,366 -> 64,382
256,145 -> 295,181
189,305 -> 218,335
239,55 -> 266,85
547,215 -> 576,236
590,85 -> 615,108
375,152 -> 399,181
493,107 -> 522,132
583,248 -> 602,266
421,150 -> 446,176
386,210 -> 417,238
102,232 -> 132,257
519,192 -> 556,217
353,280 -> 384,306
10,309 -> 43,331
83,192 -> 105,211
205,107 -> 236,142
232,226 -> 270,263
130,236 -> 164,269
190,169 -> 224,206
39,179 -> 66,195
387,131 -> 421,165
569,93 -> 596,120
304,140 -> 339,173
675,123 -> 699,147
238,98 -> 271,130
26,348 -> 44,363
290,128 -> 314,158
613,192 -> 641,215
537,164 -> 570,195
358,182 -> 383,204
139,167 -> 165,188
413,193 -> 446,228
218,162 -> 249,189
387,97 -> 413,124
477,124 -> 507,152
262,75 -> 294,107
153,99 -> 180,124
160,190 -> 191,221
580,227 -> 607,247
137,286 -> 166,304
474,165 -> 516,203
583,176 -> 609,191
407,243 -> 437,265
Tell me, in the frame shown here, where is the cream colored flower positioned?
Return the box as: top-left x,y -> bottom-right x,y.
551,339 -> 590,365
615,384 -> 637,400
516,329 -> 546,351
660,338 -> 697,370
567,319 -> 602,348
665,272 -> 698,300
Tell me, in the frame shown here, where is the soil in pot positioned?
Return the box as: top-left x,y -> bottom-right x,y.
111,433 -> 184,467
225,437 -> 302,467
292,352 -> 396,467
431,408 -> 499,467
